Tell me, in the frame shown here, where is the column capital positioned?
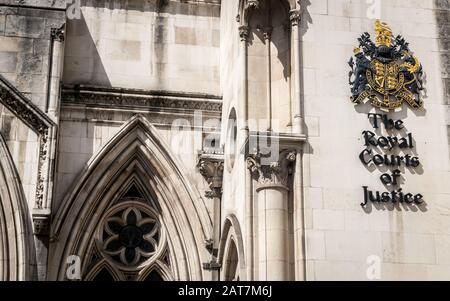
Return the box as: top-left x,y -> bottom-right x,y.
33,213 -> 51,236
289,9 -> 301,27
246,149 -> 297,190
239,25 -> 250,42
197,153 -> 224,198
50,24 -> 65,42
246,0 -> 261,11
263,26 -> 273,40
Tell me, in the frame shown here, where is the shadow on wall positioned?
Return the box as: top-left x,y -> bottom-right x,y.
300,0 -> 313,155
362,199 -> 428,214
78,0 -> 220,17
299,0 -> 312,38
63,11 -> 111,87
433,0 -> 450,161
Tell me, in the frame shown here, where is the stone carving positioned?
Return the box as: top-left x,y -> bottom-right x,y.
51,25 -> 65,42
348,20 -> 424,109
289,9 -> 301,26
0,76 -> 55,210
246,0 -> 260,10
0,87 -> 49,136
62,87 -> 223,112
246,149 -> 297,188
33,215 -> 50,236
239,25 -> 250,42
197,155 -> 224,198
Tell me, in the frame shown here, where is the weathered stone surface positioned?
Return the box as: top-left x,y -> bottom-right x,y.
5,15 -> 46,39
1,0 -> 450,282
0,52 -> 18,72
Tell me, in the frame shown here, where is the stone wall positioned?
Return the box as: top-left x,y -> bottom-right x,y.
0,104 -> 39,210
0,1 -> 64,213
63,0 -> 221,95
0,2 -> 65,111
435,0 -> 450,162
301,0 -> 450,280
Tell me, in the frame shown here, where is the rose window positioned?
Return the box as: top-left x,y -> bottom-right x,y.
102,207 -> 161,266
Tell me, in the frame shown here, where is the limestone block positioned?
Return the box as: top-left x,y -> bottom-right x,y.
314,260 -> 367,281
304,187 -> 323,209
313,209 -> 345,230
310,0 -> 328,15
0,15 -> 5,35
381,263 -> 428,281
435,235 -> 450,264
16,73 -> 47,94
17,52 -> 43,74
345,211 -> 369,232
325,231 -> 382,262
382,233 -> 436,264
305,230 -> 326,260
5,15 -> 46,39
427,265 -> 450,280
0,51 -> 18,73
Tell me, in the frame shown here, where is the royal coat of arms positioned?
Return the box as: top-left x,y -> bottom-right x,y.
348,20 -> 424,110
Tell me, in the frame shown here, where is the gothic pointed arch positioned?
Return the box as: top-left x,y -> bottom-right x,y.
0,133 -> 35,280
84,259 -> 122,281
218,215 -> 245,281
49,115 -> 213,280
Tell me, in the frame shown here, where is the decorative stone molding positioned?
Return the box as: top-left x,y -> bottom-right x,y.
50,24 -> 65,42
33,214 -> 50,236
239,25 -> 250,42
61,85 -> 222,113
237,0 -> 300,28
262,26 -> 273,40
0,74 -> 56,210
289,9 -> 301,27
197,152 -> 224,198
246,149 -> 297,190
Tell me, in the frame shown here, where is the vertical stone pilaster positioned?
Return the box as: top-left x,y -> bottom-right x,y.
246,149 -> 296,280
197,152 -> 224,280
32,212 -> 50,281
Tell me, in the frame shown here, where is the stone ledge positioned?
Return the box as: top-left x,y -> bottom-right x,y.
0,0 -> 66,10
61,85 -> 223,113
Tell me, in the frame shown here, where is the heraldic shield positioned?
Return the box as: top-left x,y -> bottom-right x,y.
348,20 -> 424,110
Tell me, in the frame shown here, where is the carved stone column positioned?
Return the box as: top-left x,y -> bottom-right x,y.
289,8 -> 305,135
197,153 -> 224,280
246,149 -> 296,280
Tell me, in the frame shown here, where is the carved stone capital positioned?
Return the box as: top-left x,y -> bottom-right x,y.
263,27 -> 273,40
289,9 -> 301,27
51,25 -> 65,42
33,214 -> 50,236
246,0 -> 260,11
246,149 -> 297,190
239,25 -> 250,42
197,153 -> 224,198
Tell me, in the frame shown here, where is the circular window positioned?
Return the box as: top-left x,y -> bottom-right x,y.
226,108 -> 238,172
101,206 -> 162,267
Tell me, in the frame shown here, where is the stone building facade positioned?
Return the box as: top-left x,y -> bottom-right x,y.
0,0 -> 449,281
